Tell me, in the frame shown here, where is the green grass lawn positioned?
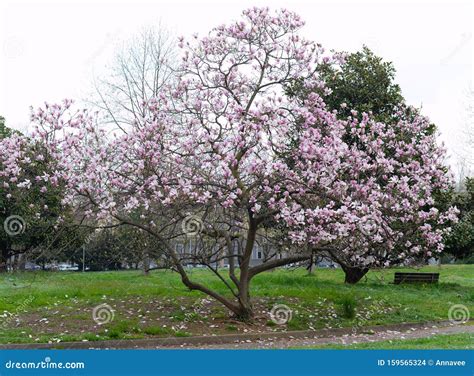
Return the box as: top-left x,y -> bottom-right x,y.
304,333 -> 474,349
0,264 -> 472,345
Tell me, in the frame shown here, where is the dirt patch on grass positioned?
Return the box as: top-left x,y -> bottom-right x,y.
0,294 -> 400,344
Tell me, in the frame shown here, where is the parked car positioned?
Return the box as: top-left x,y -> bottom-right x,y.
58,264 -> 79,271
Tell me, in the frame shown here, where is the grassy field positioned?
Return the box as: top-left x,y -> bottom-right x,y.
304,333 -> 474,349
0,264 -> 472,345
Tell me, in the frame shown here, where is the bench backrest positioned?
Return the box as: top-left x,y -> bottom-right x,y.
394,272 -> 439,284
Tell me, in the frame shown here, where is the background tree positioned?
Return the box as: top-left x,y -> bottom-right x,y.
444,177 -> 474,261
91,26 -> 176,132
279,105 -> 458,283
0,116 -> 83,271
69,226 -> 167,273
454,88 -> 474,187
285,46 -> 451,283
27,225 -> 90,270
0,116 -> 12,138
317,46 -> 404,122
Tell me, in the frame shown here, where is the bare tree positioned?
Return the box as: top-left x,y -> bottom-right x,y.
454,87 -> 474,187
91,25 -> 176,132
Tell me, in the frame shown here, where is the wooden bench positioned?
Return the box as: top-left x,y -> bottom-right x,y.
394,272 -> 439,284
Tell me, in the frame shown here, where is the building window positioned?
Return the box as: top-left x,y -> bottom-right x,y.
257,251 -> 262,259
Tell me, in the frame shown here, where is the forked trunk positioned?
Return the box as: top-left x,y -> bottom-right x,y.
234,304 -> 253,321
234,279 -> 253,320
231,217 -> 257,320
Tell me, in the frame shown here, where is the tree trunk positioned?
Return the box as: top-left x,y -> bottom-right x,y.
0,247 -> 9,272
142,252 -> 150,276
234,304 -> 253,321
233,218 -> 258,320
307,253 -> 315,275
342,265 -> 369,284
235,278 -> 253,320
11,254 -> 18,271
18,254 -> 26,271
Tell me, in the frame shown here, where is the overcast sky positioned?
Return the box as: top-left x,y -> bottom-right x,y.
1,0 -> 472,172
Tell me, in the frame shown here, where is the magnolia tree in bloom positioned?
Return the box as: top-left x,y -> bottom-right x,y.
277,106 -> 459,282
0,129 -> 84,271
1,7 -> 457,317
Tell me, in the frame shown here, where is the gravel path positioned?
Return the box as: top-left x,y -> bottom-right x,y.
166,323 -> 473,349
1,321 -> 471,349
